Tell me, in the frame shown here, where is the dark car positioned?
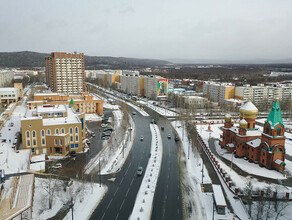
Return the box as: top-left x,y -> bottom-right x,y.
175,136 -> 179,142
70,151 -> 77,157
104,127 -> 114,132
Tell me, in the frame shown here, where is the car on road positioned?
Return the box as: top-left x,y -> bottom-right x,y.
133,111 -> 136,115
140,136 -> 144,141
161,127 -> 164,131
101,136 -> 110,140
70,151 -> 77,157
91,132 -> 95,137
168,134 -> 171,139
101,123 -> 108,128
137,167 -> 143,176
102,131 -> 111,136
175,136 -> 179,142
52,163 -> 62,169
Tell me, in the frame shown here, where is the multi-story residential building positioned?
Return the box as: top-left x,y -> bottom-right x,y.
21,105 -> 85,156
203,82 -> 235,104
0,70 -> 14,87
0,88 -> 20,105
45,52 -> 86,94
28,92 -> 104,115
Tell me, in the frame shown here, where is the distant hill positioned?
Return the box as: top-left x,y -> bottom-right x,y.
0,51 -> 170,68
168,58 -> 292,65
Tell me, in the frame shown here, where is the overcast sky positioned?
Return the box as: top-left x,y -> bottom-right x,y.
1,0 -> 292,61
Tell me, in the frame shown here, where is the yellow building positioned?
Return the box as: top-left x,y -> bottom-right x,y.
21,105 -> 86,156
29,92 -> 104,115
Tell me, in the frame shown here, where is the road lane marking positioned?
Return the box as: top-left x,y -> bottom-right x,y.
120,199 -> 125,211
177,209 -> 179,214
177,196 -> 179,200
114,213 -> 119,220
114,187 -> 119,196
119,177 -> 124,185
101,212 -> 106,220
130,178 -> 134,186
126,188 -> 130,197
106,198 -> 113,210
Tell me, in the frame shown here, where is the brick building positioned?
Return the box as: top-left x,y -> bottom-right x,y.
219,100 -> 286,171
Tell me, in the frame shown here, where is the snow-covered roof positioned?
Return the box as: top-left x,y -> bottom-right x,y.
37,105 -> 67,114
227,143 -> 235,148
0,88 -> 18,92
212,185 -> 227,207
31,154 -> 46,163
246,129 -> 262,137
274,159 -> 284,165
225,114 -> 232,118
240,101 -> 258,112
239,119 -> 247,124
246,138 -> 261,148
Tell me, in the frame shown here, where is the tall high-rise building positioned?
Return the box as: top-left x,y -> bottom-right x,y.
45,52 -> 86,93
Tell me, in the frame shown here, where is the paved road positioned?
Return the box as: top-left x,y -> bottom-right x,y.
90,107 -> 152,220
148,109 -> 183,220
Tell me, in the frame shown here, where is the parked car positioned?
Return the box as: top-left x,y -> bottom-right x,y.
140,136 -> 144,141
101,136 -> 110,140
175,136 -> 179,142
101,123 -> 108,128
91,132 -> 95,137
102,131 -> 111,136
104,127 -> 114,132
168,134 -> 171,139
52,163 -> 62,169
70,151 -> 77,157
161,127 -> 164,131
133,111 -> 136,115
137,167 -> 143,176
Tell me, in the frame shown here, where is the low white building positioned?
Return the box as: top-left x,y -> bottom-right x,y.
0,88 -> 20,105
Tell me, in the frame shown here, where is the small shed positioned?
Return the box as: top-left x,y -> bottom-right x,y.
212,184 -> 227,215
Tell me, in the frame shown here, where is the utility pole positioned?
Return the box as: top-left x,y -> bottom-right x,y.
188,139 -> 190,160
201,154 -> 204,184
99,158 -> 101,187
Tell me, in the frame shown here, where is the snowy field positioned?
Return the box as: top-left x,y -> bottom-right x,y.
130,124 -> 163,220
32,177 -> 107,220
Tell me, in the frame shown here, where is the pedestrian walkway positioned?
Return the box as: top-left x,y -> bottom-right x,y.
0,174 -> 34,219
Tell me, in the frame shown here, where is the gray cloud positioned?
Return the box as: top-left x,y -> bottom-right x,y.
0,0 -> 292,61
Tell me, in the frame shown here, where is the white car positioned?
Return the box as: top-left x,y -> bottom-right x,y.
140,136 -> 144,141
52,163 -> 62,169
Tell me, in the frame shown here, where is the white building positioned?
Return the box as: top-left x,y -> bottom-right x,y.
0,70 -> 14,87
0,88 -> 20,105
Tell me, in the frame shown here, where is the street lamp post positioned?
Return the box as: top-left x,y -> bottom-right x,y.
99,158 -> 101,187
201,153 -> 204,184
188,139 -> 191,160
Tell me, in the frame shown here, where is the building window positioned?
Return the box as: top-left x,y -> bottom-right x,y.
42,138 -> 45,145
60,139 -> 63,146
41,130 -> 45,137
70,127 -> 73,134
70,136 -> 73,142
262,159 -> 264,163
61,128 -> 65,134
75,135 -> 78,142
263,152 -> 265,156
32,131 -> 36,138
55,128 -> 59,134
266,126 -> 270,135
33,139 -> 36,146
54,139 -> 58,146
75,127 -> 78,133
47,129 -> 51,135
277,128 -> 281,136
26,131 -> 30,138
27,140 -> 30,147
31,148 -> 35,153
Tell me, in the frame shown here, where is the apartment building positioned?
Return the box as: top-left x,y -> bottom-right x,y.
29,92 -> 104,115
0,88 -> 20,105
21,105 -> 85,156
0,70 -> 14,87
45,52 -> 86,93
203,82 -> 235,104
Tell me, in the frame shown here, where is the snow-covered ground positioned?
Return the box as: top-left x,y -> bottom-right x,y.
0,101 -> 31,175
85,113 -> 102,121
127,102 -> 149,117
84,109 -> 135,175
139,100 -> 177,117
129,124 -> 163,220
32,177 -> 107,220
172,121 -> 235,220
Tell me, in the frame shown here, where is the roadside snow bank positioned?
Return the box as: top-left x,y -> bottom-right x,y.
127,102 -> 149,117
129,124 -> 163,220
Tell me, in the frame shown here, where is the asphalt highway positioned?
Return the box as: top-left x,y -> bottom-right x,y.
90,107 -> 152,220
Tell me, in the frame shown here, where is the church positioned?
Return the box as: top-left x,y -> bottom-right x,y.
219,100 -> 286,171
